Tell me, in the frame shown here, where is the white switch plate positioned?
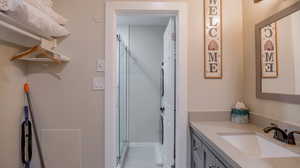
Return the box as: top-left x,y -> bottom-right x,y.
93,77 -> 104,90
96,59 -> 105,72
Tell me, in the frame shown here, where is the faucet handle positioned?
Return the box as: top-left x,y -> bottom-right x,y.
263,123 -> 278,132
287,131 -> 300,145
270,123 -> 278,127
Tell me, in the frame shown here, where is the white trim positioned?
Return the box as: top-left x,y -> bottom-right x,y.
117,143 -> 129,168
105,2 -> 188,168
155,143 -> 163,166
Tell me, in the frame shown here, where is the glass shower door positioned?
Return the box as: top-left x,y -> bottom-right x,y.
117,35 -> 128,165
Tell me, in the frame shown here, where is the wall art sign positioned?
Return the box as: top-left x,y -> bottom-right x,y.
204,0 -> 222,79
261,23 -> 278,78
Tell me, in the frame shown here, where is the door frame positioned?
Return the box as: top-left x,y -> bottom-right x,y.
105,2 -> 188,168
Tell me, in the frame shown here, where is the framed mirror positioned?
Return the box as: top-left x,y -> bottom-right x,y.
256,2 -> 300,104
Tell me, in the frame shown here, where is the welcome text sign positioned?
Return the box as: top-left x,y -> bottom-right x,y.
204,0 -> 222,79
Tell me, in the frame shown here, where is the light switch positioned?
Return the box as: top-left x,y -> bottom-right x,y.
93,77 -> 104,90
96,59 -> 105,72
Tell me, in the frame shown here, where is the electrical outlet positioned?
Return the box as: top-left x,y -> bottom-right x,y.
93,77 -> 104,90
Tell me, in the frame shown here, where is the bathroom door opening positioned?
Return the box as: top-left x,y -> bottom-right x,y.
105,2 -> 188,168
116,14 -> 176,168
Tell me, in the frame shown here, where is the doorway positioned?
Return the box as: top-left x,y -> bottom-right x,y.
116,14 -> 176,168
105,2 -> 188,168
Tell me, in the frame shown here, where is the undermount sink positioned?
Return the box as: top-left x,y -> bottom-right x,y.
219,133 -> 300,158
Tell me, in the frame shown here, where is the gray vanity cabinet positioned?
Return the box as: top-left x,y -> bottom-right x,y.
192,134 -> 204,168
203,146 -> 226,168
191,128 -> 231,168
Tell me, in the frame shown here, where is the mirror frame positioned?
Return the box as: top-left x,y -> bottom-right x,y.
255,2 -> 300,104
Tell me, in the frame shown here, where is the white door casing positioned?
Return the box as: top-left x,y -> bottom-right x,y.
105,2 -> 188,168
162,17 -> 176,168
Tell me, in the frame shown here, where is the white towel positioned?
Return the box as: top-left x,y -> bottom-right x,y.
234,101 -> 248,110
0,0 -> 22,11
7,2 -> 70,37
41,0 -> 52,8
25,0 -> 68,25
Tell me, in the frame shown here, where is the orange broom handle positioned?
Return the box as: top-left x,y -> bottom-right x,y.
24,83 -> 30,93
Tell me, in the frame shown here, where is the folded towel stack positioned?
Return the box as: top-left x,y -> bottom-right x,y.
1,0 -> 70,38
0,0 -> 20,11
0,0 -> 9,11
25,0 -> 68,25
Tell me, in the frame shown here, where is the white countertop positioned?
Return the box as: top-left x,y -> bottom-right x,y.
190,121 -> 300,168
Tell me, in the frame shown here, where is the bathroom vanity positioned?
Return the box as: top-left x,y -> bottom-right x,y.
190,121 -> 300,168
191,128 -> 236,168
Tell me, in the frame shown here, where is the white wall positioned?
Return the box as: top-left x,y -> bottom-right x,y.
119,25 -> 164,143
0,41 -> 26,168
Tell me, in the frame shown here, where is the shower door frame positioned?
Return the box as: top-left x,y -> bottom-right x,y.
105,2 -> 188,168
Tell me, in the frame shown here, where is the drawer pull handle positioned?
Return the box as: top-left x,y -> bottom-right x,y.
193,145 -> 200,151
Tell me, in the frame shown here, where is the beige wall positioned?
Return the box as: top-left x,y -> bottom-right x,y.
1,0 -> 300,167
0,41 -> 26,168
242,0 -> 300,125
187,0 -> 244,112
27,0 -> 105,167
0,0 -> 242,167
26,0 -> 244,167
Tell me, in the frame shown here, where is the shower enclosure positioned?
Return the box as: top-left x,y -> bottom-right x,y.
117,34 -> 129,165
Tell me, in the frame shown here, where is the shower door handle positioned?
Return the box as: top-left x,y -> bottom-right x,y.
161,68 -> 164,96
160,114 -> 164,145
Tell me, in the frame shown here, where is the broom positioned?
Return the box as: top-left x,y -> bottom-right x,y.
24,83 -> 46,168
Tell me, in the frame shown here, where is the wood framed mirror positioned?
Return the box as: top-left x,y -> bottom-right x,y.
255,2 -> 300,104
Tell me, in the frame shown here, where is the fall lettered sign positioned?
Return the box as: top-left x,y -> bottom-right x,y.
261,23 -> 278,78
204,0 -> 222,79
